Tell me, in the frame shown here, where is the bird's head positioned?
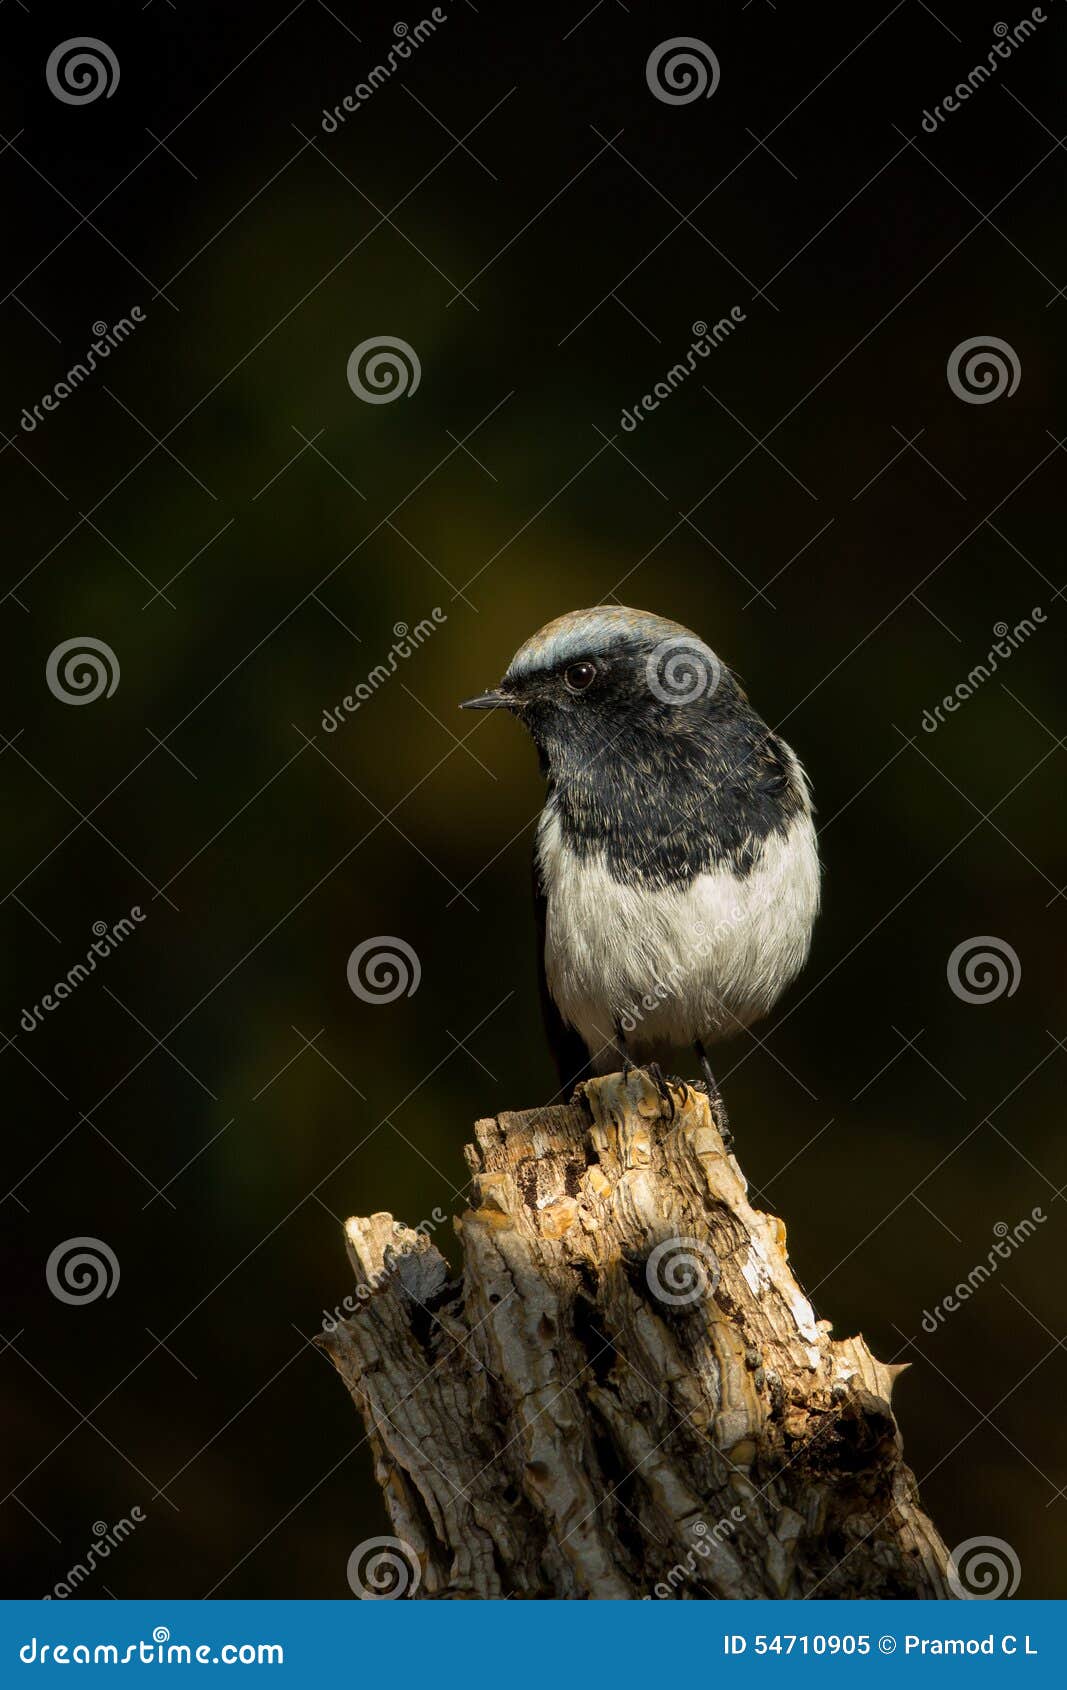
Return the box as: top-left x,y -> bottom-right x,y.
460,605 -> 740,772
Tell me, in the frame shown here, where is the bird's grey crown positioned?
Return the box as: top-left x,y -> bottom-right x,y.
504,604 -> 707,683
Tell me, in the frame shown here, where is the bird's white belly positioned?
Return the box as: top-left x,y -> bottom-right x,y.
537,808 -> 820,1071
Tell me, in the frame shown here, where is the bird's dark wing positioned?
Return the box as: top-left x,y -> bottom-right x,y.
532,849 -> 593,1094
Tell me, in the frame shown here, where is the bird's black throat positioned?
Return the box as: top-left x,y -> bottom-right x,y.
539,697 -> 805,891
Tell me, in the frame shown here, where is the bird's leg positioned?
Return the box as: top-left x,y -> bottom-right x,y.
613,1020 -> 635,1080
694,1038 -> 732,1146
612,1024 -> 675,1118
693,1037 -> 721,1098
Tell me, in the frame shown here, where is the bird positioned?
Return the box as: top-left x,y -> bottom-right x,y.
460,606 -> 820,1118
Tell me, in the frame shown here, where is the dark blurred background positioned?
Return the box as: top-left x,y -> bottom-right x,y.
2,0 -> 1065,1599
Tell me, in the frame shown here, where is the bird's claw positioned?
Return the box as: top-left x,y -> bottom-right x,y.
645,1061 -> 676,1121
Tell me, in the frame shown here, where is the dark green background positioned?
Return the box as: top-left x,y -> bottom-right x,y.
2,0 -> 1064,1597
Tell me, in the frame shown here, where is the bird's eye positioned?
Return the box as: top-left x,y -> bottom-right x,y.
564,660 -> 597,693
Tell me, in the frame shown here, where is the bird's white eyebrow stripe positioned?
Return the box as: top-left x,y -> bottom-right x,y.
504,604 -> 701,683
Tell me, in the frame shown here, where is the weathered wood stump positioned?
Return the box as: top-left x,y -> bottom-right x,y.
320,1071 -> 951,1599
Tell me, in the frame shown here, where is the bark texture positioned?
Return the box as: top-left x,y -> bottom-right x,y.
321,1070 -> 951,1599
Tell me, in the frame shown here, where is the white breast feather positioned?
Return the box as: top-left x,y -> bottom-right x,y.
537,790 -> 820,1072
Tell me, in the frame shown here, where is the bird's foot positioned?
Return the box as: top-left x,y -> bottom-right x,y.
665,1072 -> 690,1107
645,1061 -> 676,1121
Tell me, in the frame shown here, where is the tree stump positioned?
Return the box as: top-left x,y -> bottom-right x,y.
320,1071 -> 951,1599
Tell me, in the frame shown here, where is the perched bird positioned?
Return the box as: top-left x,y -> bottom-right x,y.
461,606 -> 820,1113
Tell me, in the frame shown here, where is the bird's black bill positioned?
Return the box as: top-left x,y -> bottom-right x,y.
459,689 -> 512,711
